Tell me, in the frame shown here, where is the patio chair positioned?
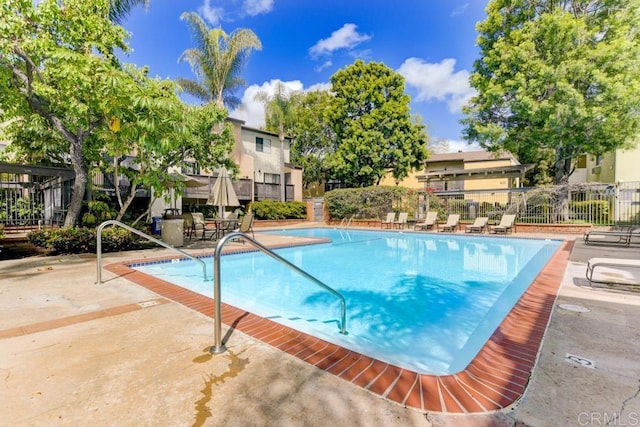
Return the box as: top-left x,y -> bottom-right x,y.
489,214 -> 516,234
415,211 -> 438,231
394,212 -> 408,229
229,213 -> 255,244
438,214 -> 460,232
465,217 -> 489,234
191,212 -> 217,240
182,213 -> 195,239
218,212 -> 238,238
381,212 -> 396,229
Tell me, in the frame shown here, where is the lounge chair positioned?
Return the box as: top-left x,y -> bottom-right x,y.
465,217 -> 489,234
231,213 -> 255,244
583,227 -> 639,247
394,212 -> 408,229
489,214 -> 516,234
381,212 -> 396,229
438,214 -> 460,232
415,211 -> 438,231
586,257 -> 640,286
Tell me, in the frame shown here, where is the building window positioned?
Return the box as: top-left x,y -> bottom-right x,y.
576,154 -> 587,169
182,161 -> 200,175
264,173 -> 280,184
595,155 -> 603,166
256,137 -> 271,153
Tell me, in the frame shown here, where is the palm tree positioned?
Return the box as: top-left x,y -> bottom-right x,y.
177,12 -> 262,109
254,83 -> 299,202
108,0 -> 149,24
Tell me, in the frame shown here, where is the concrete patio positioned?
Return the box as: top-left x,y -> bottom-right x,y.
0,228 -> 639,426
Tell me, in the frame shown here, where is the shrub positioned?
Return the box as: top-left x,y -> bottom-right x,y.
570,200 -> 610,223
0,224 -> 4,240
28,226 -> 152,255
249,200 -> 307,220
324,186 -> 411,220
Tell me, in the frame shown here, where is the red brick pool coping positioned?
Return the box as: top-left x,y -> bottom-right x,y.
104,239 -> 572,414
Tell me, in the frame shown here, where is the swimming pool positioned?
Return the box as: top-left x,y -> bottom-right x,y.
133,228 -> 561,375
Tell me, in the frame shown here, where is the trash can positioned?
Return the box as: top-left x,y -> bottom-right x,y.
151,216 -> 162,235
161,219 -> 184,247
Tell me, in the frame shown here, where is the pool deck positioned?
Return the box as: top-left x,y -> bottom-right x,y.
1,225 -> 639,426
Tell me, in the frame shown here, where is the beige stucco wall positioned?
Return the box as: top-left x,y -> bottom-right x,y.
239,129 -> 288,181
463,159 -> 514,190
287,168 -> 303,201
614,144 -> 640,183
379,170 -> 424,189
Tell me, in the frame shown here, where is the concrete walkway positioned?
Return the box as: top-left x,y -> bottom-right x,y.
1,229 -> 639,426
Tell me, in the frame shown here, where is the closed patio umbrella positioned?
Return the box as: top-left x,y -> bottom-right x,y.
207,168 -> 239,218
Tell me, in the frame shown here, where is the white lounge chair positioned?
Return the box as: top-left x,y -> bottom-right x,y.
394,212 -> 408,229
586,257 -> 640,286
438,214 -> 460,232
583,227 -> 639,247
381,212 -> 396,229
415,211 -> 438,231
489,214 -> 516,234
465,217 -> 489,234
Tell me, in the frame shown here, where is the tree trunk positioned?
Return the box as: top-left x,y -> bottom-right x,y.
554,150 -> 572,222
64,138 -> 88,227
115,184 -> 138,221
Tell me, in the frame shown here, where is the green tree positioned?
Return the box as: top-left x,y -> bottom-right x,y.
254,82 -> 299,201
0,0 -> 234,225
463,0 -> 640,187
177,12 -> 262,109
98,70 -> 235,223
0,0 -> 133,226
289,89 -> 335,194
325,60 -> 428,188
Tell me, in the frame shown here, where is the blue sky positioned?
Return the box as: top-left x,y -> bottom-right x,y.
122,0 -> 486,152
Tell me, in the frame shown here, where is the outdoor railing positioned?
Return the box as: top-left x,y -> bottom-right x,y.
414,182 -> 640,226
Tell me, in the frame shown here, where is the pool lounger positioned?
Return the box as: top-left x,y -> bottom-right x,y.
586,257 -> 640,286
583,228 -> 639,247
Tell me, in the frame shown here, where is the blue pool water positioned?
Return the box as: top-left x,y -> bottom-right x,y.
133,228 -> 561,375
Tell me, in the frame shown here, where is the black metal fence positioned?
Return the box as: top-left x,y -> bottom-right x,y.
417,182 -> 640,225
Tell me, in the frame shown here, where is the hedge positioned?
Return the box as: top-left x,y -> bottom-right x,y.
249,200 -> 307,220
28,226 -> 155,255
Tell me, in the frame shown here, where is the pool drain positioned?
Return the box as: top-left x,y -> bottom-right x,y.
558,303 -> 590,313
138,300 -> 159,308
565,353 -> 596,369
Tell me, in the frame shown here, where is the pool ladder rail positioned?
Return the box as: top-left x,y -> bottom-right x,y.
339,215 -> 354,228
96,220 -> 208,285
211,231 -> 348,354
94,221 -> 347,356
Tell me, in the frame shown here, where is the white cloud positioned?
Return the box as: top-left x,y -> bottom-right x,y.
198,0 -> 273,26
309,23 -> 372,59
307,82 -> 331,92
398,57 -> 476,113
199,0 -> 225,26
451,3 -> 470,17
314,60 -> 333,72
446,139 -> 480,153
230,79 -> 305,128
243,0 -> 274,17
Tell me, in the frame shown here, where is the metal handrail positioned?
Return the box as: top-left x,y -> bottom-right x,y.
346,215 -> 354,228
210,231 -> 348,354
96,220 -> 208,285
